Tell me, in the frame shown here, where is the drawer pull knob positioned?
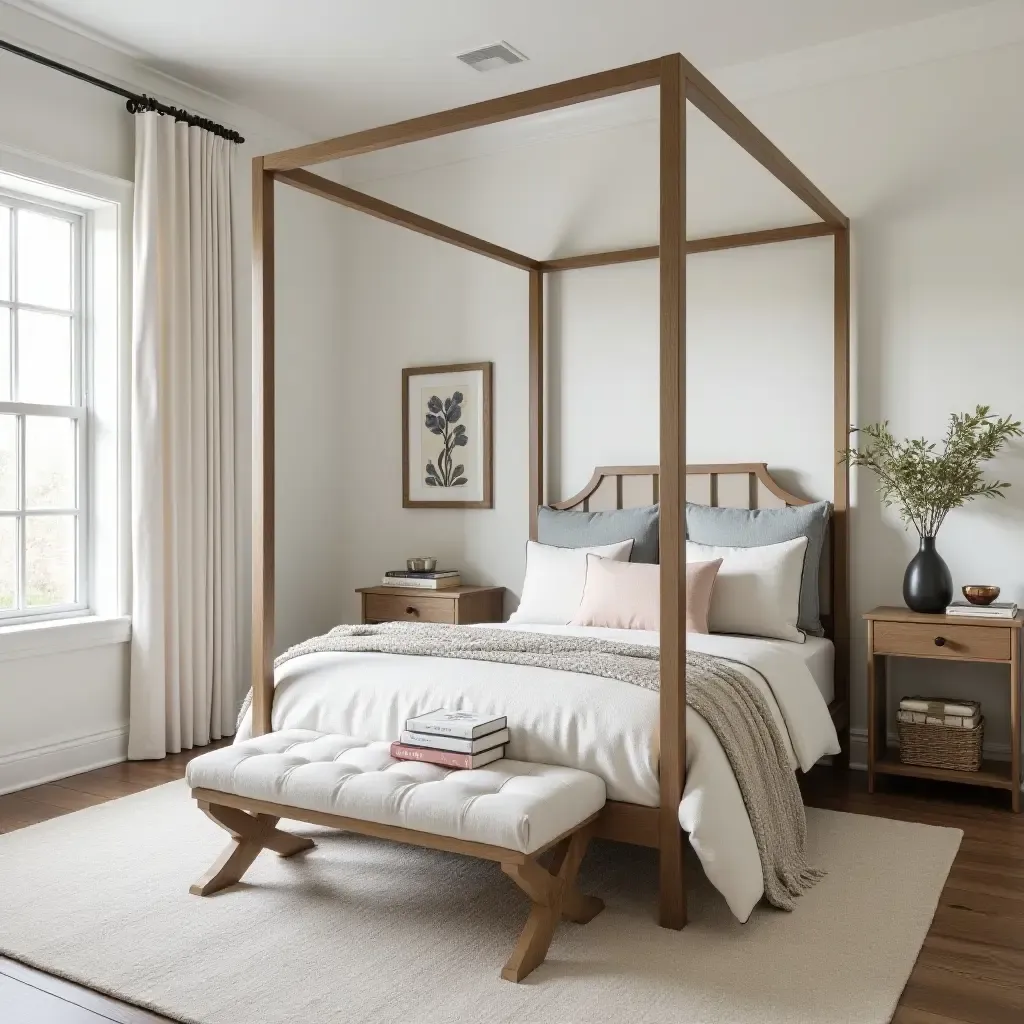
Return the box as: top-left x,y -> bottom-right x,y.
406,606 -> 419,616
934,636 -> 946,647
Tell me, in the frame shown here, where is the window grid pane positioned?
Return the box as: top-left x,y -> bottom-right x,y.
16,208 -> 73,311
0,191 -> 85,620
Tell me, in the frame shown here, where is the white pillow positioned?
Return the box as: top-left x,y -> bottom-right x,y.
685,536 -> 808,643
510,539 -> 634,625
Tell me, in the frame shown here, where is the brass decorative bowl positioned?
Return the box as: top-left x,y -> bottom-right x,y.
962,585 -> 1000,606
407,557 -> 437,572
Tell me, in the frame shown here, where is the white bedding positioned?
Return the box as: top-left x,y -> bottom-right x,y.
237,624 -> 840,922
758,634 -> 835,704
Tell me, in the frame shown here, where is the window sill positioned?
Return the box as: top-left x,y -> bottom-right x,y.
0,615 -> 131,663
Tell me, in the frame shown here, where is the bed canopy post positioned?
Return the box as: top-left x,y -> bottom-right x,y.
832,227 -> 851,766
528,268 -> 544,541
251,157 -> 276,737
657,53 -> 688,931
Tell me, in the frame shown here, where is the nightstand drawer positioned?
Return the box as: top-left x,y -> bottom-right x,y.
363,593 -> 456,624
873,620 -> 1010,661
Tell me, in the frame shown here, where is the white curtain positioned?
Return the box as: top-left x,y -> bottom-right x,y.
128,112 -> 238,759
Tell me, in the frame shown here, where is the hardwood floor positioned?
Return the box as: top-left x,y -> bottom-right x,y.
0,754 -> 1021,1023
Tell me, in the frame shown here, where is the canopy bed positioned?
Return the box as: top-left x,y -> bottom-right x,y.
247,54 -> 851,931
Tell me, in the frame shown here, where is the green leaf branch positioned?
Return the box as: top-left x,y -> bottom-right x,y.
840,405 -> 1022,538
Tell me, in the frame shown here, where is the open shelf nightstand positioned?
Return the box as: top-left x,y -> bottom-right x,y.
864,606 -> 1022,812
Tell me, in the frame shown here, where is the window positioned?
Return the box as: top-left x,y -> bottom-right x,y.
0,191 -> 86,620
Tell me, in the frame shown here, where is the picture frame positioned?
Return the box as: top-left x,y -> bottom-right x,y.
402,362 -> 493,509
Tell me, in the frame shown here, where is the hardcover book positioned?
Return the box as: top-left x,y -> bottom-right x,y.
380,576 -> 461,590
899,697 -> 979,718
897,709 -> 980,729
945,601 -> 1017,618
405,709 -> 507,740
385,570 -> 461,579
389,741 -> 505,770
399,728 -> 510,754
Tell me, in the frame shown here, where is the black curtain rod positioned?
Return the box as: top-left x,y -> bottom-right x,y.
0,37 -> 244,144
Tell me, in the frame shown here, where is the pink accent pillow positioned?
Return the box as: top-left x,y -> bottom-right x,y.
570,555 -> 723,633
685,558 -> 723,634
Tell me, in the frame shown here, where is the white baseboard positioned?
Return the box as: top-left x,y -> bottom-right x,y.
0,727 -> 128,796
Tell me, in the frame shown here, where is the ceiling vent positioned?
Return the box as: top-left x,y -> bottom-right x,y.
456,42 -> 528,72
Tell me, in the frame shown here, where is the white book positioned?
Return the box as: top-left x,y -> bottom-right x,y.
405,708 -> 507,740
897,709 -> 980,729
380,576 -> 461,590
399,728 -> 510,754
899,697 -> 978,717
946,601 -> 1017,618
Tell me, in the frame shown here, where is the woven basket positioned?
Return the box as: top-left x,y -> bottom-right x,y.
898,717 -> 984,772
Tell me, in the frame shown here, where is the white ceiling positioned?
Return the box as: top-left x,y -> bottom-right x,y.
9,0 -> 992,138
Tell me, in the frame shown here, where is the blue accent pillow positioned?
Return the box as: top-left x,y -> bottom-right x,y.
537,504 -> 659,564
685,500 -> 832,636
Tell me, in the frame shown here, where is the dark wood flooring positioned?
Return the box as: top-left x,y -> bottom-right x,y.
0,754 -> 1021,1024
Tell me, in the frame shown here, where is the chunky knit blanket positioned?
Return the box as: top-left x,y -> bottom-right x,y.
240,621 -> 822,910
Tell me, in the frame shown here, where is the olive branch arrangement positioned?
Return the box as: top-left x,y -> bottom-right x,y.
424,391 -> 469,488
840,405 -> 1022,538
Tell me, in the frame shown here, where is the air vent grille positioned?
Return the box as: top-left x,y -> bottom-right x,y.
456,41 -> 528,72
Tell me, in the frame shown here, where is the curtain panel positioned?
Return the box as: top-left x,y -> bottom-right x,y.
129,111 -> 238,758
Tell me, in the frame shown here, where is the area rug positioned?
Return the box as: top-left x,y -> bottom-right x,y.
0,780 -> 960,1024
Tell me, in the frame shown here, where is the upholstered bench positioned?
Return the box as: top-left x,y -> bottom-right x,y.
185,729 -> 607,982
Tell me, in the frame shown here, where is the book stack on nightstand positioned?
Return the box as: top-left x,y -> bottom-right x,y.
390,710 -> 509,769
864,606 -> 1023,812
381,568 -> 462,589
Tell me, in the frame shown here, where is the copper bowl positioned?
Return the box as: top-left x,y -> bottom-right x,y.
962,585 -> 1000,606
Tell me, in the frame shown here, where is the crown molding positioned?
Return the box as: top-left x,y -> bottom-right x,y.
337,0 -> 1024,186
0,0 -> 308,150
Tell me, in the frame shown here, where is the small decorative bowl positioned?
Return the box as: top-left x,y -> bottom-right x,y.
407,557 -> 437,572
962,585 -> 1000,606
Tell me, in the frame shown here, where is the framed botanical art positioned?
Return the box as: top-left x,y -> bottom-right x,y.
402,362 -> 493,509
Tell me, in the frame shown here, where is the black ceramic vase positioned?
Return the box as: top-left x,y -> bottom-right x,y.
903,536 -> 953,613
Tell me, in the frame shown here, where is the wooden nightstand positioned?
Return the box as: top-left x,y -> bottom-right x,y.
357,585 -> 505,626
864,606 -> 1022,811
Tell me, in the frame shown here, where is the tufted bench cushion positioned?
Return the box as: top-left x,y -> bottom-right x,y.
186,729 -> 606,855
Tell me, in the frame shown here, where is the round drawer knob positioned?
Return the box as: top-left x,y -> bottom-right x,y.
934,636 -> 946,647
406,606 -> 419,616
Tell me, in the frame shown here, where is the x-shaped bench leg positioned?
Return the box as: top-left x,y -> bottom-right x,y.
500,824 -> 604,982
189,800 -> 315,896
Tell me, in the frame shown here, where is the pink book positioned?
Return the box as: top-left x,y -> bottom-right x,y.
389,741 -> 504,770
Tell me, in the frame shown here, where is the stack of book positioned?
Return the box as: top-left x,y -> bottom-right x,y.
381,569 -> 461,590
390,709 -> 509,769
946,600 -> 1018,619
897,696 -> 981,729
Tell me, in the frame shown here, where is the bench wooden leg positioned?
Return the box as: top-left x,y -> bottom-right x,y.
500,825 -> 603,983
189,800 -> 315,896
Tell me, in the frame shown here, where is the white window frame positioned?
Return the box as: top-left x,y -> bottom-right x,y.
0,188 -> 89,624
0,145 -> 133,642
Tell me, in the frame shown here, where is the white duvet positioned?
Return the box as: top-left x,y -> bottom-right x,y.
236,623 -> 840,922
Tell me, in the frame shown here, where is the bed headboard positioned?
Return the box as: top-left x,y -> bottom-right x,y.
550,462 -> 832,634
551,462 -> 810,513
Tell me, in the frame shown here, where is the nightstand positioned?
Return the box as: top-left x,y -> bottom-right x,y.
356,585 -> 505,626
864,606 -> 1022,811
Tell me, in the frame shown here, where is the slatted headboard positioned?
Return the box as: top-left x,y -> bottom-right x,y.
551,462 -> 832,635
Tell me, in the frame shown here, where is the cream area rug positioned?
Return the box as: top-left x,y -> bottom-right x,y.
0,780 -> 959,1024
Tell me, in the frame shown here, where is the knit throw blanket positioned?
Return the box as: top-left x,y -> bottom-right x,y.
240,622 -> 822,910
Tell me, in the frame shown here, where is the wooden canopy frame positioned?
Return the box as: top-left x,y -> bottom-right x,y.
251,53 -> 850,932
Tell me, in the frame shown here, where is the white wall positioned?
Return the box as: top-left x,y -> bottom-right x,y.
0,1 -> 309,791
281,34 -> 1024,763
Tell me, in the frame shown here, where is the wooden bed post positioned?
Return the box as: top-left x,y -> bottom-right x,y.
832,226 -> 851,767
658,53 -> 688,931
251,157 -> 275,737
529,268 -> 544,541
